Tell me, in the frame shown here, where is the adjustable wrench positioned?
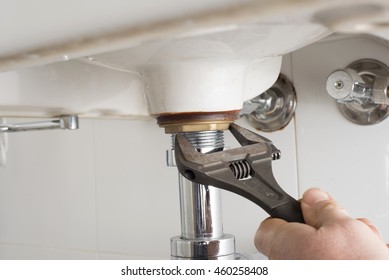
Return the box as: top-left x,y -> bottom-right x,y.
174,123 -> 305,223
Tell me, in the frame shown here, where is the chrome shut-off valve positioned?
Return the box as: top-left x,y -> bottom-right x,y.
326,59 -> 389,125
240,74 -> 297,132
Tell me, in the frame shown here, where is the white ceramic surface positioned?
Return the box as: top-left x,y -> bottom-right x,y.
0,0 -> 253,60
0,60 -> 149,118
6,1 -> 389,117
0,0 -> 334,71
141,57 -> 281,115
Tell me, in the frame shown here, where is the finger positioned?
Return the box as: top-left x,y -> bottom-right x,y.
357,218 -> 382,238
254,218 -> 287,256
301,188 -> 350,228
254,218 -> 315,259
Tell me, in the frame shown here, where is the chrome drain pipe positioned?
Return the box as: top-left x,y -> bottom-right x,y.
168,131 -> 235,260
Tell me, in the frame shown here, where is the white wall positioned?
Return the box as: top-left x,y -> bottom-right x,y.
1,35 -> 389,259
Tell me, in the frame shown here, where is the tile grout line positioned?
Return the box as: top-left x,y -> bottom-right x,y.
0,242 -> 152,259
0,242 -> 97,255
289,53 -> 302,199
91,119 -> 100,259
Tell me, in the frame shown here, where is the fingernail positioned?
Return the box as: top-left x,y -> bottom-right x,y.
303,188 -> 330,206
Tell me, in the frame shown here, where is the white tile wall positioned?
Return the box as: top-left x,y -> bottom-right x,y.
0,244 -> 97,260
93,119 -> 180,258
0,120 -> 97,253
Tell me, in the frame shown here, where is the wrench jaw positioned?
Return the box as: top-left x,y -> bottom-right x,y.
174,123 -> 278,183
229,123 -> 273,146
174,124 -> 305,223
229,123 -> 281,160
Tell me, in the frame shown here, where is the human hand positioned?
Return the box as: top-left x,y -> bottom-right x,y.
254,188 -> 389,259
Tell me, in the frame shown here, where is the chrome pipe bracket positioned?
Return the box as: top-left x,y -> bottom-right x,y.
326,59 -> 389,125
0,118 -> 7,166
0,115 -> 79,166
0,115 -> 79,133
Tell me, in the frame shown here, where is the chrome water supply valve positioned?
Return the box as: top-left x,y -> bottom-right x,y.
240,74 -> 297,132
326,59 -> 389,125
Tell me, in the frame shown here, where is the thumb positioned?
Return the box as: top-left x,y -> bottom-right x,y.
301,188 -> 350,228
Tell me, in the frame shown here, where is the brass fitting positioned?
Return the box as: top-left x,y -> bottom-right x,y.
156,110 -> 239,134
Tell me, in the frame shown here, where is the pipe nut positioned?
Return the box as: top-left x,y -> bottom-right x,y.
372,77 -> 389,105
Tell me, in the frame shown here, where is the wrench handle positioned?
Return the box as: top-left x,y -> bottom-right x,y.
270,197 -> 305,223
